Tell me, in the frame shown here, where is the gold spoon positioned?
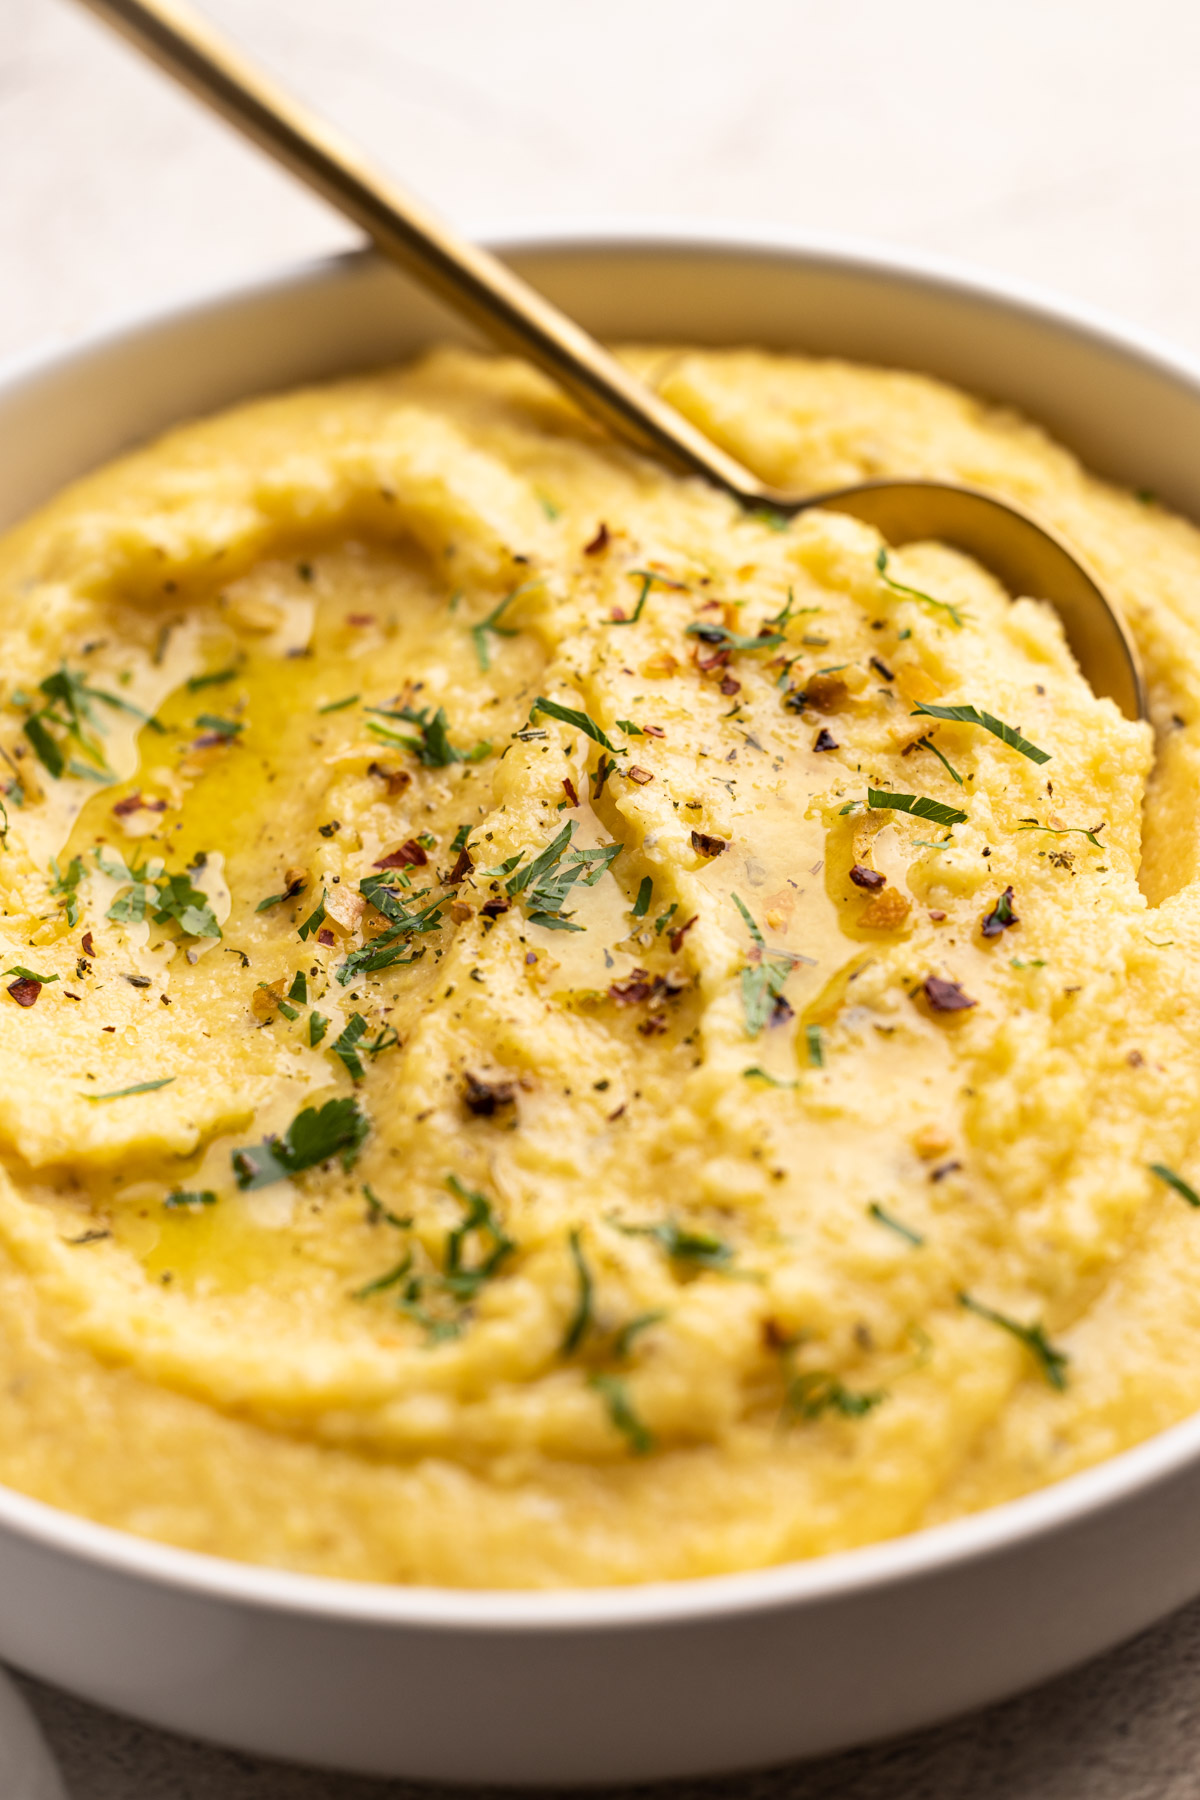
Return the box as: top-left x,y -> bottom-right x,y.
78,0 -> 1146,722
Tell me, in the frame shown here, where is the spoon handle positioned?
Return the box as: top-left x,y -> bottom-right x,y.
77,0 -> 769,505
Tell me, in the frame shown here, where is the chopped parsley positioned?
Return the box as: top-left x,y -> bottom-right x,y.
805,1023 -> 824,1068
876,548 -> 965,628
308,1010 -> 329,1047
732,892 -> 801,1037
613,1311 -> 667,1360
336,879 -> 445,982
50,855 -> 85,926
5,964 -> 58,984
82,1077 -> 176,1102
868,1201 -> 924,1246
603,568 -> 683,627
288,970 -> 307,1003
298,890 -> 328,940
867,787 -> 968,827
231,1096 -> 370,1188
330,1013 -> 398,1080
317,694 -> 360,714
151,870 -> 221,939
366,703 -> 490,767
783,1369 -> 886,1422
442,1174 -> 516,1298
589,1373 -> 654,1454
193,713 -> 243,739
632,875 -> 653,918
562,1227 -> 594,1355
470,584 -> 533,672
1149,1163 -> 1200,1208
743,1065 -> 797,1088
186,667 -> 237,692
531,695 -> 617,753
1016,817 -> 1105,850
958,1291 -> 1068,1389
500,820 -> 622,932
911,702 -> 1050,765
164,1189 -> 217,1209
612,1215 -> 734,1274
917,736 -> 964,786
684,622 -> 784,652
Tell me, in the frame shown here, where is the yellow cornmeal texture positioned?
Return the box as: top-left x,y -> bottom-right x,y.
1,343 -> 1200,1587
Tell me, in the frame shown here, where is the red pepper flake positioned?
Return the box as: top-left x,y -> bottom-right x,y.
463,1071 -> 517,1116
562,777 -> 580,807
192,732 -> 233,750
7,978 -> 41,1007
609,606 -> 628,622
642,724 -> 665,739
317,927 -> 335,947
923,975 -> 977,1014
981,886 -> 1019,938
690,830 -> 727,858
638,1014 -> 669,1036
374,839 -> 427,870
849,864 -> 886,891
720,676 -> 741,697
584,524 -> 610,556
669,914 -> 699,954
928,910 -> 947,922
813,728 -> 839,752
449,847 -> 473,884
112,790 -> 167,818
81,932 -> 95,956
481,897 -> 511,919
346,613 -> 376,627
627,766 -> 654,785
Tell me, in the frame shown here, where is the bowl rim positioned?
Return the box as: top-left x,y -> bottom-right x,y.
3,218 -> 1199,1634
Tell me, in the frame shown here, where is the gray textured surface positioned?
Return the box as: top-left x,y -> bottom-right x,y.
7,0 -> 1200,1791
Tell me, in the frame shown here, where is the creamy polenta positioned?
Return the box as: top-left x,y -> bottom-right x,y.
0,345 -> 1198,1587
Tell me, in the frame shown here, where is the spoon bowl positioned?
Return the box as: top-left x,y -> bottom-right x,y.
79,0 -> 1147,724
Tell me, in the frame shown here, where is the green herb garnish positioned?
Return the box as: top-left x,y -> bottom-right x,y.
298,890 -> 327,941
186,668 -> 237,692
868,1202 -> 924,1246
867,788 -> 968,827
562,1227 -> 594,1355
876,548 -> 965,628
288,971 -> 307,1003
164,1189 -> 217,1209
82,1077 -> 176,1102
5,965 -> 58,984
612,1311 -> 667,1360
589,1373 -> 654,1454
501,820 -> 622,932
152,870 -> 221,939
470,584 -> 533,672
805,1023 -> 824,1067
232,1096 -> 369,1188
603,568 -> 684,628
317,694 -> 360,714
958,1291 -> 1068,1389
1149,1163 -> 1200,1208
531,696 -> 617,753
732,892 -> 801,1037
917,736 -> 964,786
911,702 -> 1050,765
783,1370 -> 886,1422
442,1174 -> 516,1298
684,622 -> 785,652
309,1010 -> 329,1047
612,1216 -> 734,1274
365,703 -> 490,767
51,855 -> 86,926
632,876 -> 653,919
1015,818 -> 1105,850
743,1066 -> 797,1088
194,713 -> 243,739
331,1013 -> 370,1080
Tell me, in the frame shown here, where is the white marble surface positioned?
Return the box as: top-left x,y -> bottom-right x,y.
7,0 -> 1200,1791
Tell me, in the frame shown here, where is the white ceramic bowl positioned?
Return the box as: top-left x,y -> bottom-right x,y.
3,228 -> 1200,1787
